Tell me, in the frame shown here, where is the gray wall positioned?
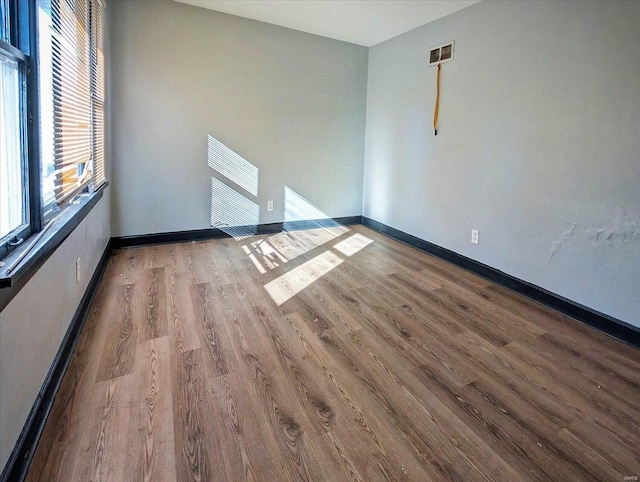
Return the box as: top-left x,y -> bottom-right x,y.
363,0 -> 640,326
0,191 -> 111,469
110,0 -> 368,237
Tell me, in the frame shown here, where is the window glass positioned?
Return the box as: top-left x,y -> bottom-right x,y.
37,0 -> 56,214
0,52 -> 26,239
0,0 -> 10,43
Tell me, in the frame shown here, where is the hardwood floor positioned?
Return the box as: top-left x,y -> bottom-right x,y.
26,225 -> 640,481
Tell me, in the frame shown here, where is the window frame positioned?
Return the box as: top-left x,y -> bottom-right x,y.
0,0 -> 107,295
0,0 -> 40,261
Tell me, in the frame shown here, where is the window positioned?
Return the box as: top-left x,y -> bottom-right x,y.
0,0 -> 105,263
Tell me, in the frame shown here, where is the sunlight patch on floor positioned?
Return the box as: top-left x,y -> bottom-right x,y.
242,244 -> 267,274
333,233 -> 373,257
264,250 -> 344,305
264,226 -> 350,262
253,239 -> 289,264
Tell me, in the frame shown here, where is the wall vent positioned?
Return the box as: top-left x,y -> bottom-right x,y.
428,41 -> 454,67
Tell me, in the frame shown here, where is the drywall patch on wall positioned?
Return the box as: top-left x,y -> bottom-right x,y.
549,223 -> 577,263
584,207 -> 640,253
550,208 -> 640,263
600,207 -> 639,246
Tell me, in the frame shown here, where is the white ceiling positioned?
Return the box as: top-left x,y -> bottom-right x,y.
174,0 -> 481,47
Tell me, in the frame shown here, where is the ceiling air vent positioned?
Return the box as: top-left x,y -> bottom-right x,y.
428,41 -> 454,67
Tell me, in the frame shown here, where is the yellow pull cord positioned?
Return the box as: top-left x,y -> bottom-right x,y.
433,63 -> 441,135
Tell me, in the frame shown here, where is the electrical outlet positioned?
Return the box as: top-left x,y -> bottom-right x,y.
267,200 -> 274,212
471,229 -> 479,245
76,257 -> 81,283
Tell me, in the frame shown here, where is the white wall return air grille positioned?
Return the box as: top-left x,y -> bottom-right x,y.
428,41 -> 454,67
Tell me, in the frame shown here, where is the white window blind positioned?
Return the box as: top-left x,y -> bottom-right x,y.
40,0 -> 105,214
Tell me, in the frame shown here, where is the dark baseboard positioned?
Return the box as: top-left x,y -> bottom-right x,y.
0,239 -> 115,482
362,217 -> 640,348
112,216 -> 363,249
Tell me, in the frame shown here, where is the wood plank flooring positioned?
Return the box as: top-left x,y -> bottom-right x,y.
26,225 -> 640,481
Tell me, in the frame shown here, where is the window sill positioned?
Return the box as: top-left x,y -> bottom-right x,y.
0,183 -> 107,311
